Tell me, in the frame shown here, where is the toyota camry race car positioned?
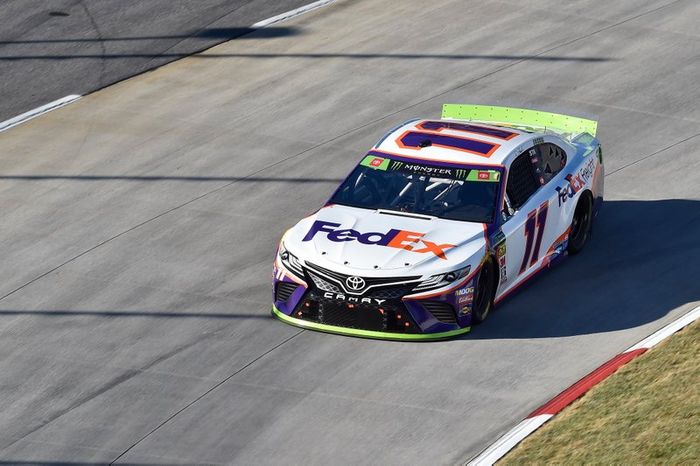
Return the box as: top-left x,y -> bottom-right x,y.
272,104 -> 603,340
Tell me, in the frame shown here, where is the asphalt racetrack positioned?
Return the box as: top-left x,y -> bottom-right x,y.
0,0 -> 310,121
0,0 -> 699,464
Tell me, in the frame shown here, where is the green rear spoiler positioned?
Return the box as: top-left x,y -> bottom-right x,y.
441,104 -> 597,137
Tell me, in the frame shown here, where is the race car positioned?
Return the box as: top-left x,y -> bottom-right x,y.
272,104 -> 603,340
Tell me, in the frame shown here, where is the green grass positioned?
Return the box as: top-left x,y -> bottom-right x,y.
501,319 -> 700,465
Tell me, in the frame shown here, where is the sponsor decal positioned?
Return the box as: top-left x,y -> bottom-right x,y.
360,155 -> 390,171
555,157 -> 596,206
369,154 -> 502,183
455,286 -> 474,297
466,169 -> 500,182
499,256 -> 507,283
457,293 -> 474,305
323,291 -> 386,305
455,283 -> 475,315
303,220 -> 456,260
458,305 -> 472,316
496,242 -> 506,258
491,230 -> 505,246
491,231 -> 508,284
401,163 -> 455,177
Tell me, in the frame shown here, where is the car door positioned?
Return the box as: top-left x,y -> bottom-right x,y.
497,142 -> 569,294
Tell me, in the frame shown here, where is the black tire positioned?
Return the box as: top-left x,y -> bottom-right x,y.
472,258 -> 496,324
568,192 -> 593,255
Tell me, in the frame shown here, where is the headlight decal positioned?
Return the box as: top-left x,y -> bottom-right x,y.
413,264 -> 471,292
278,243 -> 305,279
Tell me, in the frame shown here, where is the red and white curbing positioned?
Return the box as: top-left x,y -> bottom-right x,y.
468,304 -> 700,466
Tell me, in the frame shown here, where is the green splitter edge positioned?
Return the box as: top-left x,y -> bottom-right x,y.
272,305 -> 471,341
442,104 -> 597,137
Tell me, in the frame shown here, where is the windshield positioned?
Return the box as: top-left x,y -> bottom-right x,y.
330,154 -> 502,223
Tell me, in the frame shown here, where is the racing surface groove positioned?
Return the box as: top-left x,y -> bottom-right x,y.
0,0 -> 698,464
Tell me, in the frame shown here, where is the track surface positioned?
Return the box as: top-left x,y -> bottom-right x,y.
0,0 -> 310,121
0,0 -> 699,464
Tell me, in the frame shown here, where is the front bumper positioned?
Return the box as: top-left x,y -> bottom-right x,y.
272,262 -> 475,341
272,305 -> 470,341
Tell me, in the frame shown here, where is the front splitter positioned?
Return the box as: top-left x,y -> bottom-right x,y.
272,305 -> 470,341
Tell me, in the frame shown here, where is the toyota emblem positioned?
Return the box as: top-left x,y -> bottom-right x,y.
345,276 -> 366,291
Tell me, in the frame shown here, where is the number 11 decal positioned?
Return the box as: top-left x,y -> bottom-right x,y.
519,201 -> 549,275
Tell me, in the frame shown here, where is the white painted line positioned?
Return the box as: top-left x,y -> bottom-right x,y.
466,303 -> 700,466
252,0 -> 338,28
467,415 -> 552,466
0,94 -> 81,134
627,304 -> 700,352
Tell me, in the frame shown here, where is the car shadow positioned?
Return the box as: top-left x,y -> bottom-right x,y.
465,198 -> 700,339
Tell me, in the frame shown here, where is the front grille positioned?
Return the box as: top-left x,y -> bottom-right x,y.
294,290 -> 419,334
371,285 -> 418,299
308,271 -> 342,293
290,263 -> 427,334
306,262 -> 420,295
275,282 -> 299,302
421,301 -> 457,324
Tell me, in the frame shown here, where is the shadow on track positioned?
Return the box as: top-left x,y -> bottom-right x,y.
468,199 -> 700,339
0,52 -> 616,62
0,27 -> 302,45
0,310 -> 269,319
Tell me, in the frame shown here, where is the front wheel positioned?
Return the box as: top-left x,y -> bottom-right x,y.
472,259 -> 496,324
568,192 -> 593,255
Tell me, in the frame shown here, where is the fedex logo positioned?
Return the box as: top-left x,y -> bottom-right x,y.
556,158 -> 596,206
302,220 -> 456,260
555,173 -> 583,206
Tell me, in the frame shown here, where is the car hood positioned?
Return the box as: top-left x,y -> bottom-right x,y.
284,204 -> 487,277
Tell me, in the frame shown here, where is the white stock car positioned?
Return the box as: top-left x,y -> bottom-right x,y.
272,104 -> 603,340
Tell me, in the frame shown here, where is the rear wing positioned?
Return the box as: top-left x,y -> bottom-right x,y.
441,104 -> 597,137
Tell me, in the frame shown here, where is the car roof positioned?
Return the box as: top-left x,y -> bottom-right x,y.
373,119 -> 541,167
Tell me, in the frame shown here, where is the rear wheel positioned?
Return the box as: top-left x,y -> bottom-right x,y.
568,192 -> 593,255
472,258 -> 496,324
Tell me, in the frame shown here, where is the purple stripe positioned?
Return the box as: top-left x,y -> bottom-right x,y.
399,131 -> 497,155
419,120 -> 517,140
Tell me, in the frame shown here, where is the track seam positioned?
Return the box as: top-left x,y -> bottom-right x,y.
605,131 -> 700,176
0,335 -> 210,454
108,328 -> 304,464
